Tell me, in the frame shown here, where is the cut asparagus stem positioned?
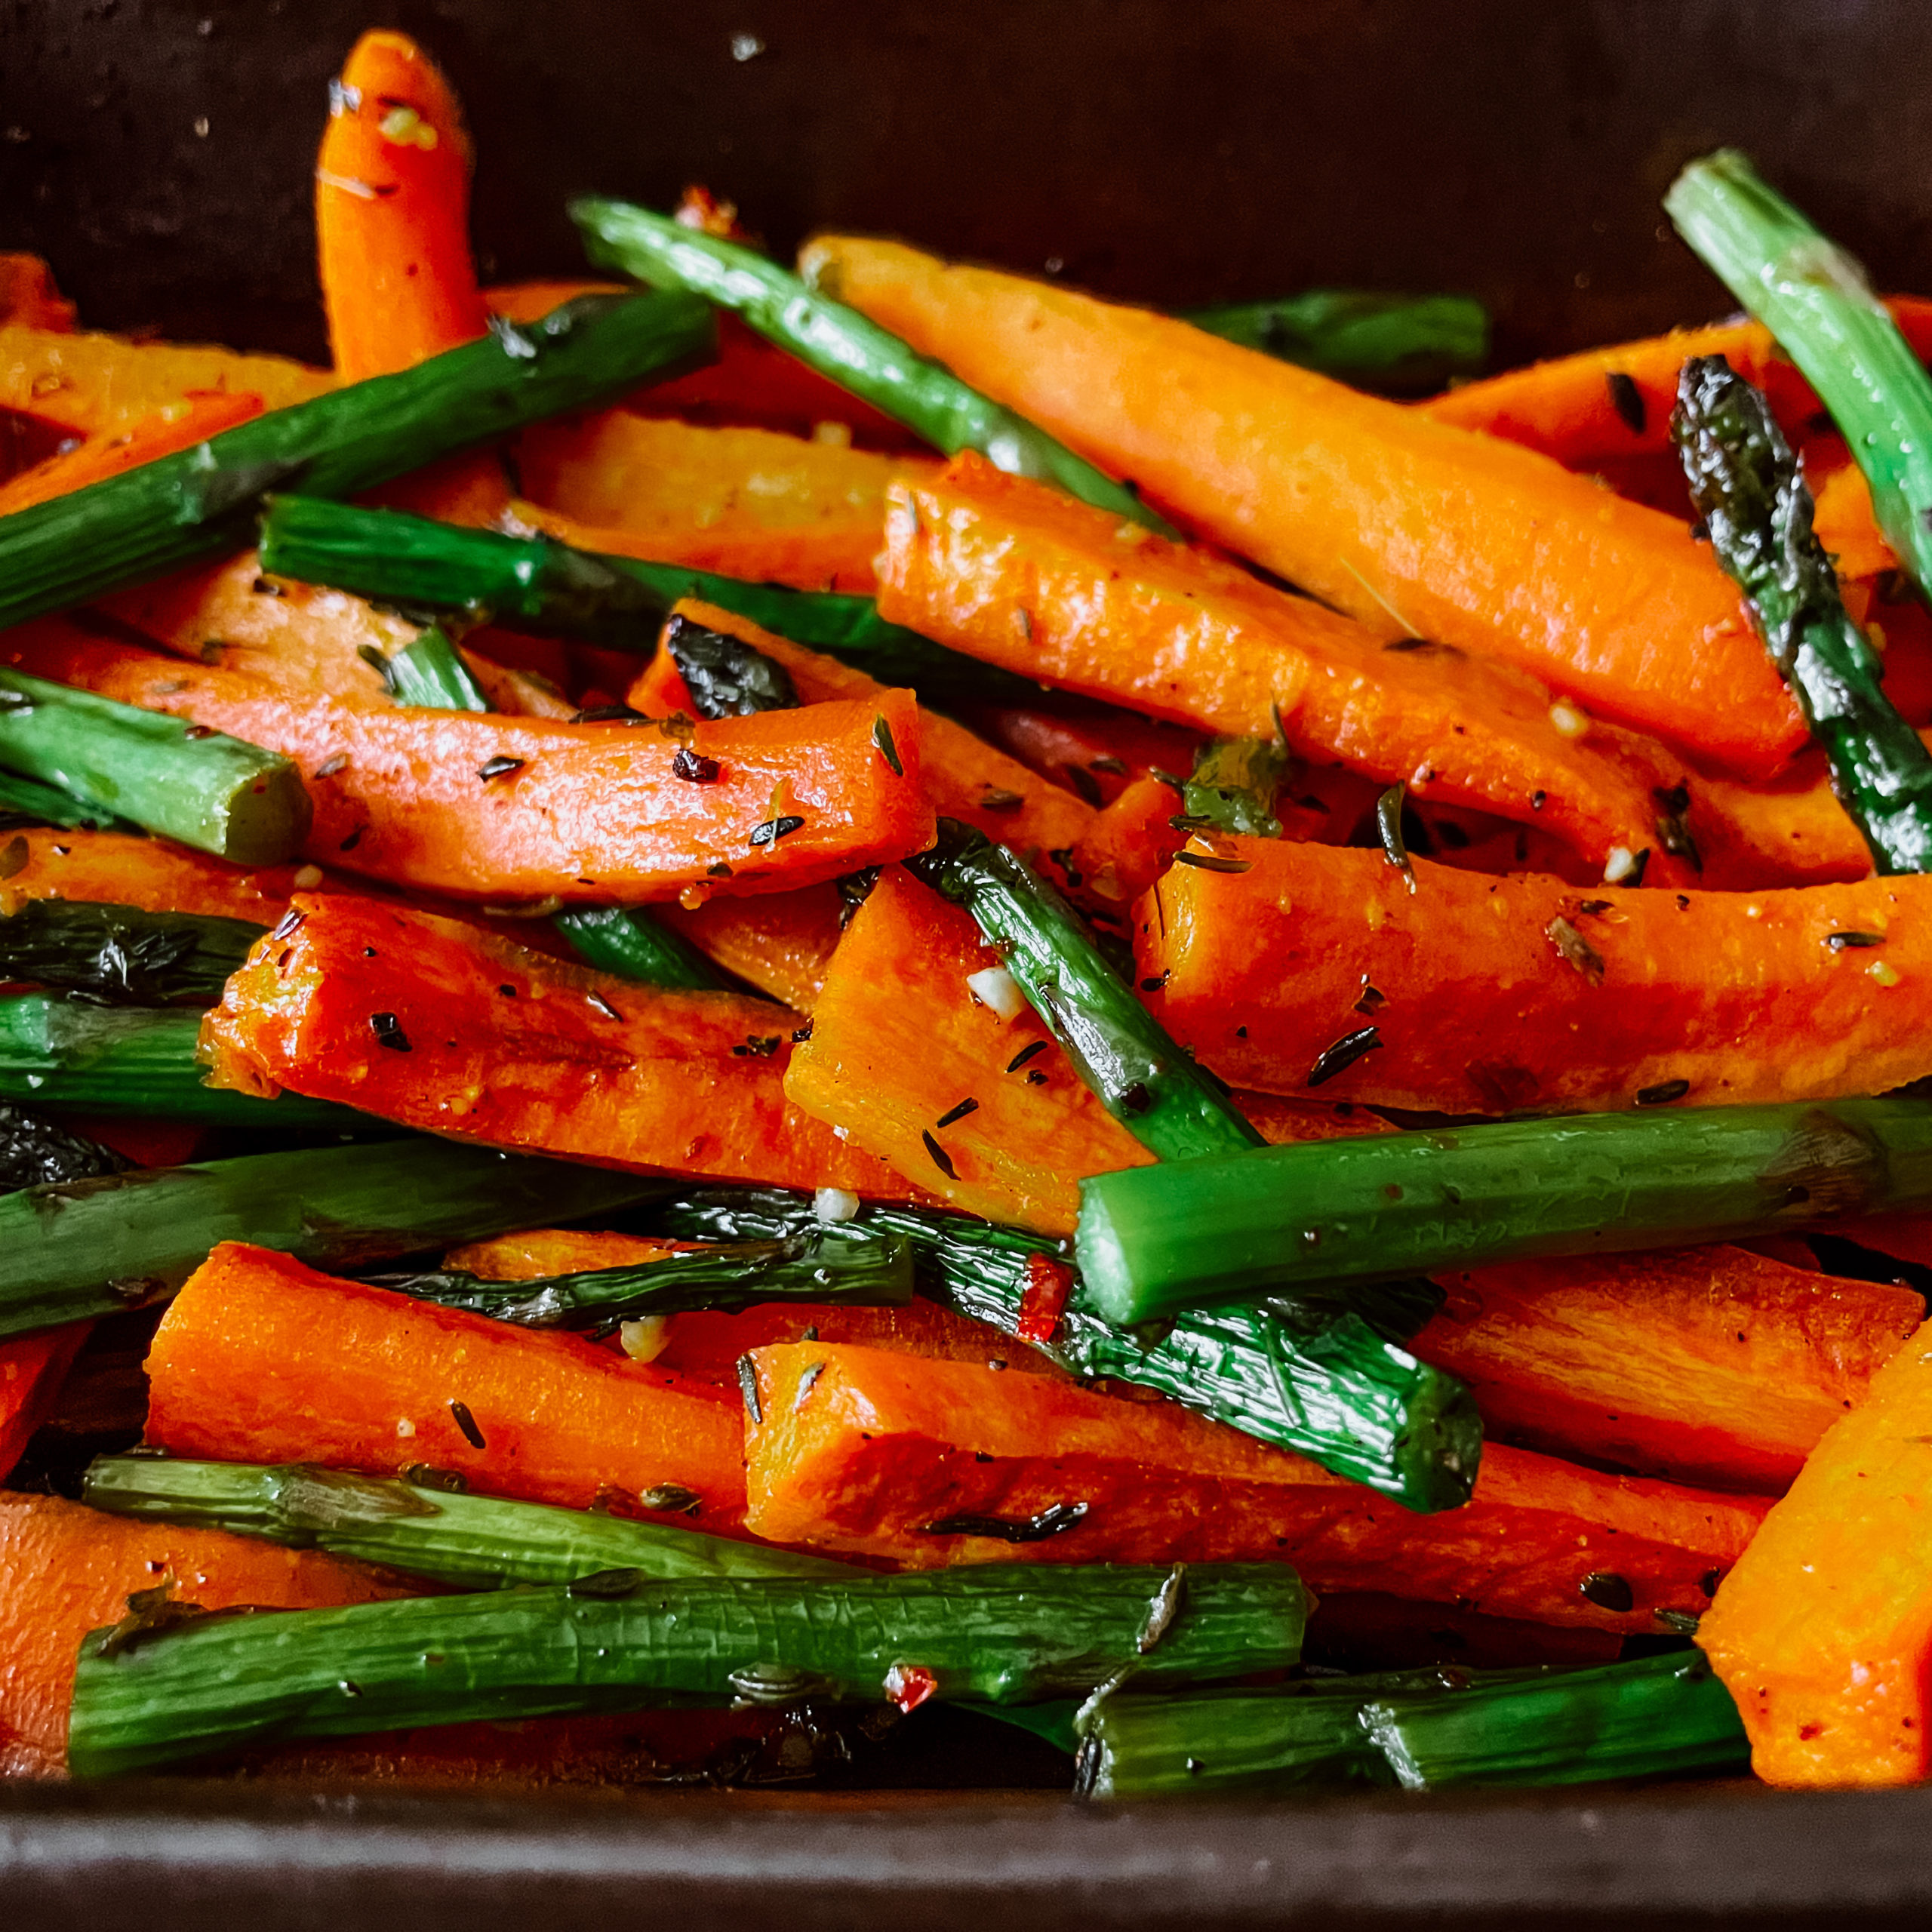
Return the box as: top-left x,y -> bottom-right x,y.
0,292 -> 715,634
906,820 -> 1266,1164
377,623 -> 492,712
1666,150 -> 1932,599
82,1457 -> 853,1589
552,904 -> 731,991
0,1103 -> 128,1192
257,494 -> 1042,709
377,1229 -> 915,1336
657,1188 -> 1479,1512
574,198 -> 1177,536
1672,354 -> 1932,873
67,1561 -> 1310,1777
0,668 -> 310,866
0,768 -> 129,832
0,900 -> 264,1007
0,1140 -> 666,1342
1182,290 -> 1489,392
1075,1096 -> 1932,1325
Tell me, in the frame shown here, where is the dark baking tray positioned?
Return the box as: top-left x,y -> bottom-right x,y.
6,0 -> 1932,1918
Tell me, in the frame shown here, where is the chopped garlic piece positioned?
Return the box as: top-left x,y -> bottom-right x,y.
620,1316 -> 672,1363
966,964 -> 1025,1020
814,1186 -> 861,1223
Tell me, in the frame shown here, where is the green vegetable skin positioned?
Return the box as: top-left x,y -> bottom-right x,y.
0,1140 -> 665,1341
658,1189 -> 1479,1512
1076,1097 -> 1932,1325
377,624 -> 492,712
1673,354 -> 1932,873
0,293 -> 714,636
0,669 -> 309,866
1183,290 -> 1489,392
66,1561 -> 1309,1777
552,903 -> 729,991
0,900 -> 263,1007
257,494 -> 1041,709
1075,1652 -> 1746,1798
571,197 -> 1178,536
0,769 -> 128,832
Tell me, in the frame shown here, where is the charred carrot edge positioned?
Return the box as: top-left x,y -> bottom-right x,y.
0,1324 -> 90,1483
0,392 -> 263,517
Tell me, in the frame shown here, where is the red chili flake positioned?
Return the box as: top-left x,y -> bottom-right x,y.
1017,1253 -> 1073,1346
884,1663 -> 939,1715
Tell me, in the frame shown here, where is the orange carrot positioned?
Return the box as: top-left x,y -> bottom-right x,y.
1070,773 -> 1187,906
145,1243 -> 751,1533
202,891 -> 925,1199
743,1342 -> 1768,1632
0,827 -> 298,923
1135,838 -> 1932,1114
966,701 -> 1203,806
2,620 -> 934,904
0,1489 -> 403,1777
484,278 -> 630,321
0,254 -> 75,332
877,454 -> 1696,882
0,1324 -> 89,1484
0,391 -> 262,516
1695,752 -> 1875,890
807,235 -> 1802,780
657,883 -> 847,1012
1417,1247 -> 1921,1492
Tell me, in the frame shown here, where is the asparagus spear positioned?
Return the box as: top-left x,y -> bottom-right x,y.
0,1103 -> 128,1192
0,901 -> 263,1007
378,1229 -> 915,1336
367,623 -> 492,712
1183,291 -> 1489,392
82,1457 -> 852,1589
906,820 -> 1265,1164
1077,1095 -> 1932,1325
0,769 -> 129,832
1666,150 -> 1932,600
657,1189 -> 1478,1512
68,1561 -> 1310,1777
0,1140 -> 665,1341
257,494 -> 1042,709
0,669 -> 309,866
552,904 -> 731,991
573,198 -> 1177,537
1672,354 -> 1932,872
0,293 -> 715,634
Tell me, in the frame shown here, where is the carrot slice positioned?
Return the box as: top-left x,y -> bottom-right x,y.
968,702 -> 1203,807
876,454 -> 1694,881
0,1489 -> 402,1777
0,1324 -> 89,1484
0,391 -> 263,516
807,236 -> 1801,780
657,882 -> 847,1012
1070,773 -> 1187,906
2,620 -> 934,904
1695,752 -> 1875,890
202,890 -> 923,1199
743,1341 -> 1767,1632
1135,838 -> 1932,1114
0,827 -> 299,923
145,1243 -> 750,1532
0,255 -> 75,333
1417,1247 -> 1921,1492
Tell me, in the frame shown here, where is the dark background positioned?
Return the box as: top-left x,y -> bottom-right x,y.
5,0 -> 1932,368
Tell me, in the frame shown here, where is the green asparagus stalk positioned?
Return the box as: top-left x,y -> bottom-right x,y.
1182,291 -> 1489,392
1672,354 -> 1932,872
371,623 -> 492,712
552,904 -> 731,991
0,900 -> 263,1007
67,1561 -> 1309,1777
1076,1095 -> 1932,1325
0,293 -> 714,635
1666,150 -> 1932,600
0,1103 -> 128,1192
657,1189 -> 1478,1512
574,198 -> 1176,537
82,1457 -> 852,1589
0,669 -> 309,866
1178,737 -> 1289,839
0,1139 -> 665,1341
378,1229 -> 915,1335
257,494 -> 1042,709
0,769 -> 128,832
906,820 -> 1265,1164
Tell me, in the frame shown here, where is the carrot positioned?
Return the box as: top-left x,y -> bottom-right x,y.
457,645 -> 577,719
1854,588 -> 1932,728
877,454 -> 1696,882
484,279 -> 630,322
443,1229 -> 694,1275
518,414 -> 939,594
0,1324 -> 89,1483
0,391 -> 263,516
2,620 -> 935,904
0,826 -> 299,923
0,1489 -> 402,1777
808,235 -> 1802,780
1695,752 -> 1875,890
0,254 -> 75,332
58,1117 -> 210,1170
1070,774 -> 1187,906
657,883 -> 847,1011
964,701 -> 1203,807
743,1341 -> 1768,1632
1417,1247 -> 1921,1493
1135,837 -> 1932,1115
201,890 -> 926,1199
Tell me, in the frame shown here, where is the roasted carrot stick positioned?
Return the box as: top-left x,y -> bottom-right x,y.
807,235 -> 1803,780
0,1489 -> 403,1777
0,392 -> 262,517
743,1342 -> 1768,1632
144,1244 -> 751,1531
655,882 -> 846,1011
0,1324 -> 89,1484
965,702 -> 1204,808
1,621 -> 934,904
0,827 -> 299,923
0,254 -> 75,333
201,891 -> 926,1199
1417,1247 -> 1921,1492
1071,774 -> 1188,906
1135,838 -> 1932,1114
877,454 -> 1695,882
